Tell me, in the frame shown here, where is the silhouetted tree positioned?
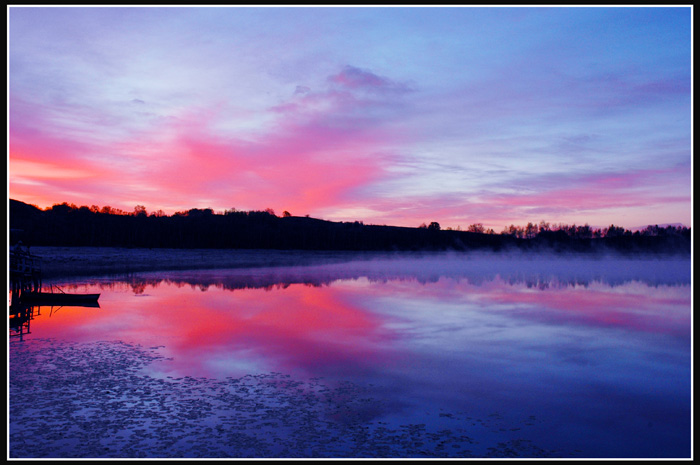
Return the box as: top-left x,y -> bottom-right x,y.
467,223 -> 485,233
575,224 -> 592,239
49,203 -> 73,215
501,224 -> 517,236
8,199 -> 690,255
525,222 -> 538,239
604,224 -> 626,237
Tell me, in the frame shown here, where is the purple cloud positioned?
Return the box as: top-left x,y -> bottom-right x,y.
328,65 -> 412,94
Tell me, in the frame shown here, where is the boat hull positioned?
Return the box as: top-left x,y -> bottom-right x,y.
22,292 -> 100,307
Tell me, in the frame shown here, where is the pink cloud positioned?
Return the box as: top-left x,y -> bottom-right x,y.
319,163 -> 690,230
9,66 -> 411,215
9,59 -> 689,230
9,122 -> 113,208
485,166 -> 690,214
117,100 -> 393,214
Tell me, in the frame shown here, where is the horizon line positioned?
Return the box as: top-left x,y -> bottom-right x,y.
8,197 -> 690,233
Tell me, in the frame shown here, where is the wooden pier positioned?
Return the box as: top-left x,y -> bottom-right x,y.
10,248 -> 42,295
9,247 -> 43,340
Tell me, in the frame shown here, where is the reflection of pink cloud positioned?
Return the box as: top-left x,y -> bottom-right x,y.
39,283 -> 398,379
486,282 -> 689,337
23,275 -> 689,382
362,277 -> 690,340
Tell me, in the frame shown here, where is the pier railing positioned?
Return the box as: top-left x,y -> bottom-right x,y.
10,250 -> 43,296
10,250 -> 42,276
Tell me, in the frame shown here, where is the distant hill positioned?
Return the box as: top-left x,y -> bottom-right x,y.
8,199 -> 691,255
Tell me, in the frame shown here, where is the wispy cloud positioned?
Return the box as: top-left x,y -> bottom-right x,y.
328,65 -> 413,94
10,63 -> 413,214
8,6 -> 691,229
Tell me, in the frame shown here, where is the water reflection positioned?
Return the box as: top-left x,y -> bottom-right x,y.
12,256 -> 691,380
9,300 -> 35,341
9,256 -> 691,458
9,293 -> 99,341
61,252 -> 692,290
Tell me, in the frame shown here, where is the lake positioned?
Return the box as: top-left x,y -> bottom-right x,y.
9,253 -> 692,458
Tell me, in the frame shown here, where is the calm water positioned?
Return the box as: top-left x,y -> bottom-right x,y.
9,254 -> 692,458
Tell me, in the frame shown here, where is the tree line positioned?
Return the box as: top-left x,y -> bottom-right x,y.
9,199 -> 691,254
422,219 -> 690,240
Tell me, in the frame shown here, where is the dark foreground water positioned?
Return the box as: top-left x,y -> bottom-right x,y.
9,253 -> 692,458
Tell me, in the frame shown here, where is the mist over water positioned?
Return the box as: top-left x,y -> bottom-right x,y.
51,250 -> 692,289
10,253 -> 691,458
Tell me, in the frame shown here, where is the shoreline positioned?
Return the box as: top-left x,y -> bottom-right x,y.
29,246 -> 387,279
24,246 -> 692,283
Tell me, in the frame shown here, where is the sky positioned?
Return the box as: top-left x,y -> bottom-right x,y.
8,6 -> 692,231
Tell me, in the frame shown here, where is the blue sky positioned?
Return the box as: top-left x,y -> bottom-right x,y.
9,6 -> 692,230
